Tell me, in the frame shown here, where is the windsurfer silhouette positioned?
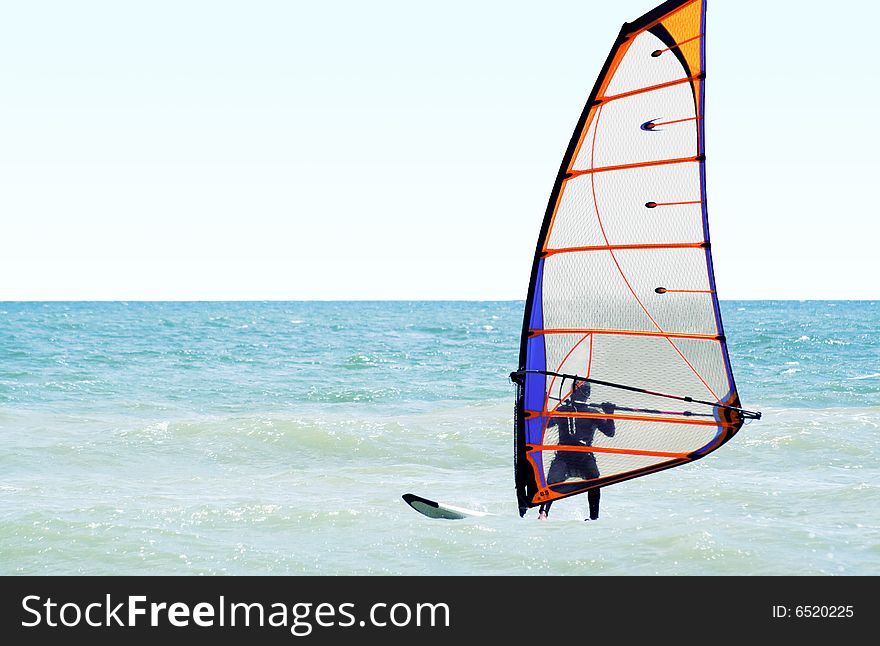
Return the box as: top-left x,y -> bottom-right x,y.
538,380 -> 615,521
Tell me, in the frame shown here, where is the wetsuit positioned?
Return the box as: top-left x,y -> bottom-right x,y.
539,394 -> 615,520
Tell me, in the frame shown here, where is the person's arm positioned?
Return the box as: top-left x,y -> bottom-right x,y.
598,402 -> 616,437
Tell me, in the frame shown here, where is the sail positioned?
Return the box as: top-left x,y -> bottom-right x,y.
512,0 -> 759,515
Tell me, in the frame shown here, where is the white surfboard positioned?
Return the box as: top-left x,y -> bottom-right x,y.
402,493 -> 492,520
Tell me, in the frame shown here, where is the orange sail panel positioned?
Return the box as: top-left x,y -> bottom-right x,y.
511,0 -> 758,516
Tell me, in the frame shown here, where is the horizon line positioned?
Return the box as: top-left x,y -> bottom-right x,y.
1,298 -> 878,304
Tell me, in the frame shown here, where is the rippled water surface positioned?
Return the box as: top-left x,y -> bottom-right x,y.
1,301 -> 877,575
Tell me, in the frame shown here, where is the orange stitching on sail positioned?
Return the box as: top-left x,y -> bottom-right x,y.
586,334 -> 593,379
651,116 -> 702,127
526,410 -> 729,427
645,200 -> 703,208
529,444 -> 689,459
540,190 -> 565,254
598,74 -> 701,104
568,155 -> 700,177
539,457 -> 692,502
651,33 -> 704,57
543,242 -> 705,256
531,328 -> 721,341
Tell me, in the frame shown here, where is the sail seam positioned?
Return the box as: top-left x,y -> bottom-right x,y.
525,411 -> 726,427
567,155 -> 701,177
530,329 -> 720,340
651,32 -> 704,57
597,73 -> 702,104
647,200 -> 703,207
528,444 -> 689,459
652,116 -> 702,127
543,242 -> 706,256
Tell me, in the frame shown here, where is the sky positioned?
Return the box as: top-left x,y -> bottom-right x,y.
1,0 -> 878,300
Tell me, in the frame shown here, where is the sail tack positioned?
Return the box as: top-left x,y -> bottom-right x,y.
514,0 -> 756,514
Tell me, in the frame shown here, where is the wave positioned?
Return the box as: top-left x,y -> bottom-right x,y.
0,399 -> 511,467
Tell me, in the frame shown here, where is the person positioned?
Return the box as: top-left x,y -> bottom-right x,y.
538,380 -> 615,521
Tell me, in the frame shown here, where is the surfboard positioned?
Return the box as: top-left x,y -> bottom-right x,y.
402,493 -> 492,520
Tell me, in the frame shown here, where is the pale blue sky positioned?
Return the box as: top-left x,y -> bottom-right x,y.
1,0 -> 877,300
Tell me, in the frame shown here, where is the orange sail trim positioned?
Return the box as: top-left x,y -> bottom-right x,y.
598,74 -> 702,104
586,334 -> 594,378
651,32 -> 704,57
525,410 -> 730,427
543,242 -> 706,257
652,116 -> 703,127
567,155 -> 701,178
647,200 -> 704,207
528,444 -> 689,459
530,328 -> 721,341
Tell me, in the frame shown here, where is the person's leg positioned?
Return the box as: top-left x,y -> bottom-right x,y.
547,455 -> 567,485
580,454 -> 600,520
587,488 -> 600,520
539,457 -> 567,519
538,501 -> 552,520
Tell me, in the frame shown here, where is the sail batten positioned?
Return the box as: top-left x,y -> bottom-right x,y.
566,155 -> 702,177
544,242 -> 708,256
529,329 -> 721,340
598,73 -> 702,104
513,0 -> 757,516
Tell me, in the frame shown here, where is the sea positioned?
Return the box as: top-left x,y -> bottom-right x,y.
0,301 -> 877,576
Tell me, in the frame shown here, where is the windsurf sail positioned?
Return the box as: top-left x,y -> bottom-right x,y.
512,0 -> 760,517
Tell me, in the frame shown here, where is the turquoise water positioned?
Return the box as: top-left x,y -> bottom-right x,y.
1,301 -> 878,575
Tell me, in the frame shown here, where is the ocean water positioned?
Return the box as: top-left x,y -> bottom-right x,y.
0,301 -> 877,576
